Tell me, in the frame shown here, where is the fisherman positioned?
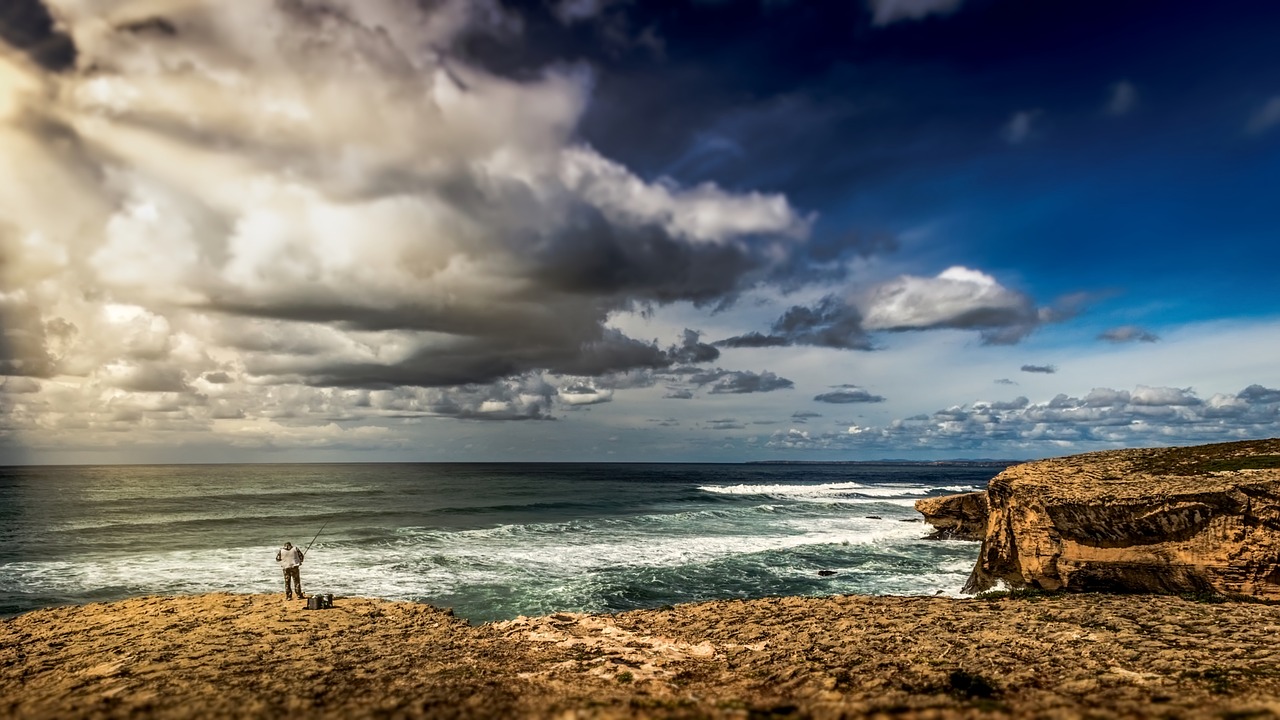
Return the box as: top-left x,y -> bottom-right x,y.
275,541 -> 305,600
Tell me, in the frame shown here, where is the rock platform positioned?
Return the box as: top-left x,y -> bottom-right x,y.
6,592 -> 1280,718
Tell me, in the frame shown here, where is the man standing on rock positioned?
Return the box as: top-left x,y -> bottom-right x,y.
276,541 -> 305,600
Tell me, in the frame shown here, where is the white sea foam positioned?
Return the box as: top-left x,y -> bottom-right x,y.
1,466 -> 994,619
697,482 -> 977,501
699,481 -> 869,497
0,509 -> 944,612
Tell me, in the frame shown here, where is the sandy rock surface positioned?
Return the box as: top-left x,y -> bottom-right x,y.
5,592 -> 1280,718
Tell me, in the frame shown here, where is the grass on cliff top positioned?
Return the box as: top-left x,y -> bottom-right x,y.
1194,455 -> 1280,472
1127,438 -> 1280,476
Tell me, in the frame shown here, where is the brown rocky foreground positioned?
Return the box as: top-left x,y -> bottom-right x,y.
6,591 -> 1280,719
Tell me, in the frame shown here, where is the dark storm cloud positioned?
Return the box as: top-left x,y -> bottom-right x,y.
667,329 -> 720,364
706,418 -> 747,430
8,0 -> 1279,454
771,298 -> 873,349
3,0 -> 809,409
525,204 -> 775,306
192,152 -> 801,390
719,296 -> 872,350
714,332 -> 789,349
423,377 -> 558,421
994,378 -> 1017,385
0,0 -> 76,71
550,329 -> 673,377
813,386 -> 885,404
1020,364 -> 1056,374
245,328 -> 671,391
1098,325 -> 1160,343
663,388 -> 694,399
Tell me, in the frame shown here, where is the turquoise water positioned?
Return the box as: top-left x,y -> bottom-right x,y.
0,462 -> 1003,620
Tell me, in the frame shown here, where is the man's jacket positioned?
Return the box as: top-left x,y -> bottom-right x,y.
276,546 -> 304,569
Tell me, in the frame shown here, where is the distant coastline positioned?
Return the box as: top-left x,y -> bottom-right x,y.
747,459 -> 1021,467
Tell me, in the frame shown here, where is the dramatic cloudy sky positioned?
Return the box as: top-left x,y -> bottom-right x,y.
1,0 -> 1278,463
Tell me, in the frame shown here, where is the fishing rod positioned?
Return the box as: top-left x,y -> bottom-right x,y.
303,520 -> 330,556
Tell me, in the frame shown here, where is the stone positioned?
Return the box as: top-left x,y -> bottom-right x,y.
953,438 -> 1280,596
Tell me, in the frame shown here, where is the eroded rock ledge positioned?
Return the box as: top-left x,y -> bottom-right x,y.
915,491 -> 989,540
926,438 -> 1280,596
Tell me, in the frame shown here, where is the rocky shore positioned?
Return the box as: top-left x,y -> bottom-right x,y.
6,591 -> 1280,719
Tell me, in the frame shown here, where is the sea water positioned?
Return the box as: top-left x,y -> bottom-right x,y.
0,462 -> 1004,620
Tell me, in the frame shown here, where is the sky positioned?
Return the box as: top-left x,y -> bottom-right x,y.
0,0 -> 1278,464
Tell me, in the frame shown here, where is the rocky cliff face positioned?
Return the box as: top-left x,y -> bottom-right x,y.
940,438 -> 1280,596
915,492 -> 989,540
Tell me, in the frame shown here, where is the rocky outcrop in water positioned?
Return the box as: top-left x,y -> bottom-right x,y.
915,492 -> 989,540
950,438 -> 1280,596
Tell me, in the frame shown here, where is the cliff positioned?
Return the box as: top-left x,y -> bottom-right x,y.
915,491 -> 989,540
955,438 -> 1280,595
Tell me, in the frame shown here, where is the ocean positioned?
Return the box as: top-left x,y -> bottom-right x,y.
0,462 -> 1004,621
